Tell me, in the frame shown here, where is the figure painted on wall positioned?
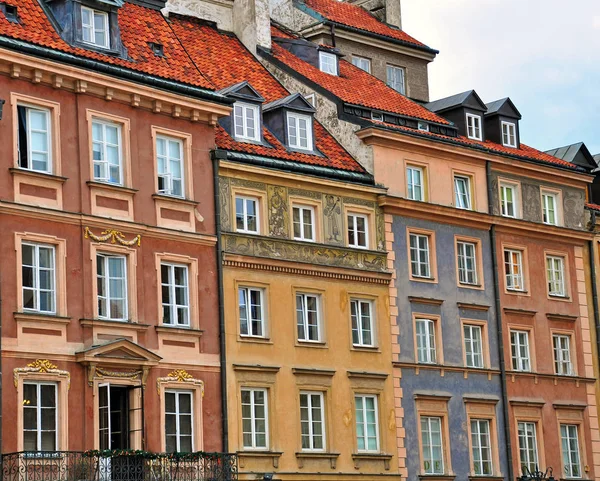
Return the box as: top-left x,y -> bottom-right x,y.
269,186 -> 288,237
324,194 -> 342,243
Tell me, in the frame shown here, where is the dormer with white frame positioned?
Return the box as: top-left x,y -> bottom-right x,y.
425,90 -> 488,142
218,81 -> 266,144
262,93 -> 317,153
484,98 -> 522,149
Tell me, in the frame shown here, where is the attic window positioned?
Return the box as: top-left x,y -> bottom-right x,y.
319,52 -> 338,76
466,113 -> 482,141
2,4 -> 18,23
81,6 -> 110,49
149,42 -> 164,57
287,112 -> 312,151
371,112 -> 383,122
234,102 -> 260,142
501,121 -> 517,148
418,122 -> 429,132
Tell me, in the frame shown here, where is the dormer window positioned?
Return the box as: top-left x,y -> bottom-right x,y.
319,52 -> 337,76
502,121 -> 517,148
234,102 -> 260,142
287,112 -> 312,150
81,6 -> 110,49
466,114 -> 482,141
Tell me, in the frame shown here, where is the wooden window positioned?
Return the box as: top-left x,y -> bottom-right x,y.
415,318 -> 437,364
470,419 -> 493,475
410,233 -> 431,278
350,299 -> 374,347
517,421 -> 539,473
92,120 -> 122,185
502,121 -> 517,147
23,382 -> 57,451
97,253 -> 128,321
499,181 -> 519,218
161,263 -> 190,327
22,242 -> 56,314
233,102 -> 260,142
546,255 -> 566,297
351,55 -> 371,73
319,52 -> 337,75
457,241 -> 478,285
510,330 -> 531,372
235,195 -> 260,234
17,105 -> 51,173
466,114 -> 482,140
156,135 -> 184,198
165,391 -> 194,453
421,416 -> 445,474
464,324 -> 484,368
541,189 -> 561,226
239,287 -> 265,337
347,213 -> 369,249
504,248 -> 525,291
406,165 -> 425,201
560,424 -> 582,478
553,334 -> 573,376
81,6 -> 110,48
300,392 -> 325,451
355,394 -> 379,452
386,65 -> 405,94
296,293 -> 321,342
241,388 -> 268,450
287,112 -> 313,150
454,175 -> 472,210
293,205 -> 316,242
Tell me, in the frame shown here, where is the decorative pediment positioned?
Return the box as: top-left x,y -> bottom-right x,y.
263,93 -> 316,114
218,81 -> 265,103
75,338 -> 162,366
14,359 -> 71,389
156,369 -> 204,397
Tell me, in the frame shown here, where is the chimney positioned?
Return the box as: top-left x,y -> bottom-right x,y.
385,0 -> 401,29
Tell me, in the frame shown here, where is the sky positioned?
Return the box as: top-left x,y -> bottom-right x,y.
401,0 -> 600,156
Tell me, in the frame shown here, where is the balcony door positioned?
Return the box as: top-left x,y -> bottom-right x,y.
99,384 -> 131,450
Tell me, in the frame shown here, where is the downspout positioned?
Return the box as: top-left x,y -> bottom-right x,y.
329,24 -> 336,48
486,160 -> 514,481
587,198 -> 600,397
212,149 -> 229,452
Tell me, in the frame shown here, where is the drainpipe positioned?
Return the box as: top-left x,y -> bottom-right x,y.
587,199 -> 600,391
212,149 -> 229,453
486,161 -> 514,481
329,24 -> 336,48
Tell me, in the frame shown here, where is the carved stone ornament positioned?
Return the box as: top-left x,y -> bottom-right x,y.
156,369 -> 204,397
14,359 -> 71,390
84,226 -> 141,247
87,363 -> 149,388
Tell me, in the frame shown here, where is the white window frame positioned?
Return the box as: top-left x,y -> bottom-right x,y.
386,64 -> 405,95
407,166 -> 424,201
286,112 -> 313,151
500,182 -> 519,218
296,293 -> 321,342
97,253 -> 128,321
410,233 -> 431,278
501,121 -> 517,148
542,191 -> 559,226
421,416 -> 445,475
161,263 -> 190,327
23,381 -> 58,451
235,196 -> 260,234
560,424 -> 582,478
504,249 -> 525,291
22,242 -> 56,314
457,241 -> 478,285
233,102 -> 260,142
454,175 -> 472,210
165,390 -> 194,453
546,255 -> 566,297
518,421 -> 539,474
510,330 -> 531,372
553,334 -> 573,376
293,205 -> 316,242
347,213 -> 369,249
319,51 -> 338,75
464,324 -> 484,368
81,6 -> 110,49
351,55 -> 371,73
466,113 -> 482,141
18,105 -> 52,174
241,388 -> 268,450
416,318 -> 437,364
239,286 -> 265,338
300,392 -> 326,452
355,394 -> 380,453
350,299 -> 374,347
156,135 -> 185,198
470,419 -> 493,476
92,119 -> 123,185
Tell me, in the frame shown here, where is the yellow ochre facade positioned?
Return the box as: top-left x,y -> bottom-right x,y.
218,160 -> 399,481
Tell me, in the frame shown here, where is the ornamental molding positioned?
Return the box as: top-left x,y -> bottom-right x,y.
14,359 -> 71,390
87,363 -> 149,388
84,226 -> 141,246
156,369 -> 204,397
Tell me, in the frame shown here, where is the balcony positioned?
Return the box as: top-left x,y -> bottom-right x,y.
1,451 -> 238,481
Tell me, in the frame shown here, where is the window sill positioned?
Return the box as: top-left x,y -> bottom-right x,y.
14,311 -> 71,325
549,294 -> 570,301
152,193 -> 198,206
295,452 -> 340,469
351,345 -> 380,353
87,180 -> 138,194
155,326 -> 203,337
239,335 -> 273,344
236,451 -> 283,469
468,476 -> 504,481
80,318 -> 150,331
352,453 -> 392,470
296,340 -> 328,349
459,282 -> 483,289
419,475 -> 456,481
506,289 -> 528,295
9,167 -> 67,183
410,276 -> 437,282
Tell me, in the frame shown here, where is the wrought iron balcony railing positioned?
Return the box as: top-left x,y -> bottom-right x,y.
1,450 -> 238,481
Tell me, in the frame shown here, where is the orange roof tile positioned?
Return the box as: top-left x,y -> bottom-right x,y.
0,0 -> 214,89
299,0 -> 433,51
169,15 -> 367,173
586,203 -> 600,211
269,34 -> 450,124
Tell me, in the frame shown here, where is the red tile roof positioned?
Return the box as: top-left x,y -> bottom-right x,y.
269,31 -> 450,124
369,120 -> 581,170
586,203 -> 600,211
300,0 -> 432,51
169,15 -> 367,173
0,0 -> 214,89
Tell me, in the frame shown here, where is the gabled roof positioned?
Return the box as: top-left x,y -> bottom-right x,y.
218,81 -> 266,103
425,90 -> 487,114
268,29 -> 450,125
484,97 -> 522,119
294,0 -> 437,54
75,338 -> 162,365
169,15 -> 368,175
0,0 -> 215,90
545,142 -> 597,169
263,93 -> 316,113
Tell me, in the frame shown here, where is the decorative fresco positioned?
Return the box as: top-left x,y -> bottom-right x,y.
268,185 -> 289,238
